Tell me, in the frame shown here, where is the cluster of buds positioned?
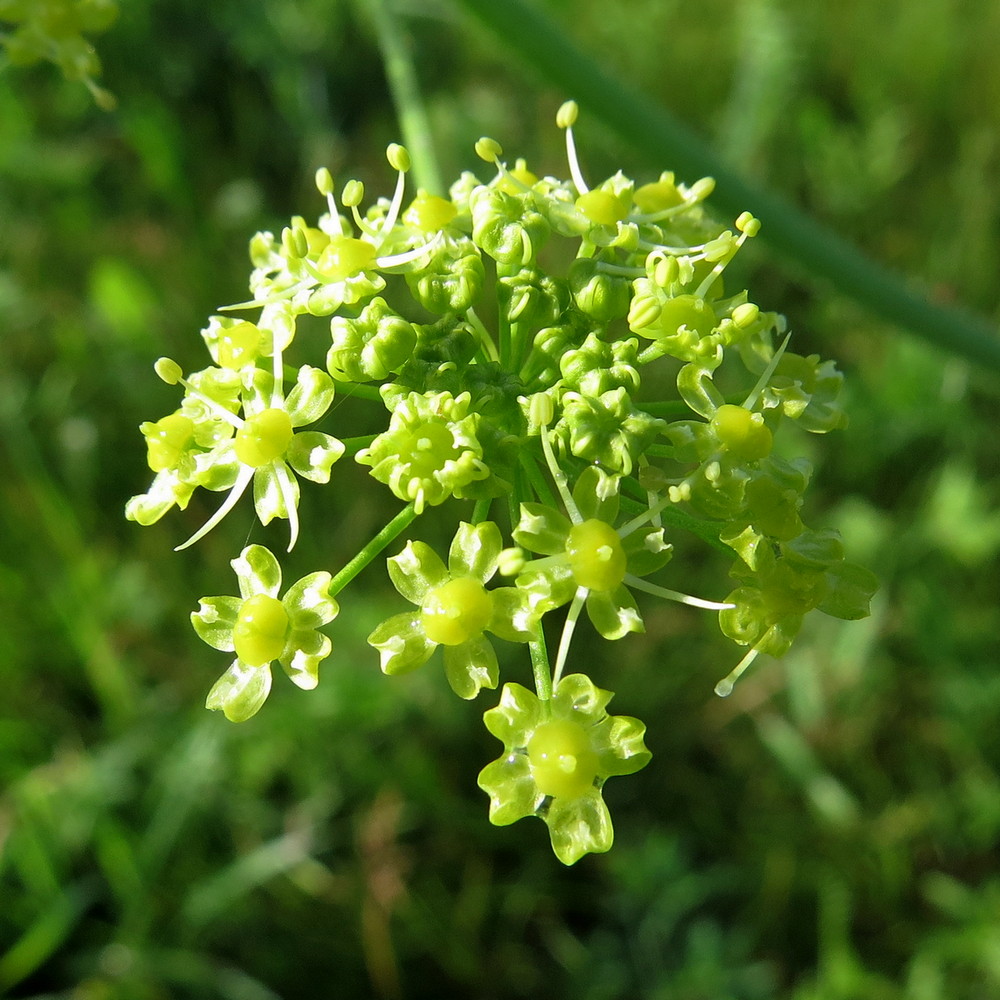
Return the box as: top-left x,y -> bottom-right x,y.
128,102 -> 875,863
0,0 -> 118,108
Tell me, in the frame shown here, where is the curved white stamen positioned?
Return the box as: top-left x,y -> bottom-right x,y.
552,588 -> 587,687
174,464 -> 255,551
742,331 -> 792,411
694,230 -> 750,301
325,192 -> 345,237
624,574 -> 735,611
376,232 -> 443,270
565,125 -> 589,195
379,169 -> 407,240
617,494 -> 674,538
177,378 -> 244,431
350,203 -> 381,239
274,462 -> 300,552
540,422 -> 580,523
714,646 -> 761,698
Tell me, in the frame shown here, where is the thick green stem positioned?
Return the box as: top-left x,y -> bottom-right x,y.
329,502 -> 418,596
452,0 -> 1000,373
528,619 -> 553,705
362,0 -> 444,195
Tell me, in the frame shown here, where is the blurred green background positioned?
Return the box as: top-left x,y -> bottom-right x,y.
2,0 -> 999,997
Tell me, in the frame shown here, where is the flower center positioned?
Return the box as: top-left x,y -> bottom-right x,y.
710,404 -> 773,461
633,178 -> 683,213
402,421 -> 460,478
233,593 -> 289,666
217,321 -> 262,369
146,413 -> 195,472
421,576 -> 493,646
575,190 -> 629,226
656,294 -> 716,339
316,236 -> 377,281
567,519 -> 627,592
234,408 -> 294,468
404,192 -> 457,232
527,719 -> 599,799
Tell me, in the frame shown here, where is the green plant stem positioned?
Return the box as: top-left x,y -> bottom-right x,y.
528,619 -> 553,704
452,0 -> 1000,373
362,0 -> 444,196
329,502 -> 417,596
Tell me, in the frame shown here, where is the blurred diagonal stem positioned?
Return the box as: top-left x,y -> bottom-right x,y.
361,0 -> 444,195
451,0 -> 1000,373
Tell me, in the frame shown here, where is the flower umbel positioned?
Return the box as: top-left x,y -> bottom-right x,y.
128,101 -> 874,864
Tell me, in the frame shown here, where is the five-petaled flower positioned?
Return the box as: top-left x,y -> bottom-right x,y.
477,673 -> 651,865
367,521 -> 536,699
191,544 -> 340,722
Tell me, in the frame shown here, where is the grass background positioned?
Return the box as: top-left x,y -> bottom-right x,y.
1,0 -> 999,996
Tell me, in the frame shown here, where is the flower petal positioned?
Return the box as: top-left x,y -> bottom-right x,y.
191,596 -> 242,651
551,673 -> 613,722
477,754 -> 543,826
512,502 -> 572,556
280,629 -> 332,690
282,571 -> 339,630
286,431 -> 345,484
486,587 -> 535,642
482,682 -> 544,747
448,520 -> 502,582
572,466 -> 620,522
285,365 -> 336,426
545,789 -> 614,865
443,634 -> 498,700
592,714 -> 652,777
622,525 -> 673,577
253,461 -> 299,525
585,586 -> 644,640
205,660 -> 273,722
368,612 -> 436,675
231,544 -> 282,599
386,540 -> 449,605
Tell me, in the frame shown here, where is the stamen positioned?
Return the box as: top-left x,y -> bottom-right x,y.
714,646 -> 761,698
742,331 -> 792,411
552,588 -> 587,686
624,575 -> 735,610
540,422 -> 581,523
274,462 -> 300,552
174,465 -> 255,551
617,493 -> 674,538
557,99 -> 588,195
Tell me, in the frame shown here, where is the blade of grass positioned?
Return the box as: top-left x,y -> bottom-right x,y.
360,0 -> 444,195
451,0 -> 1000,373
